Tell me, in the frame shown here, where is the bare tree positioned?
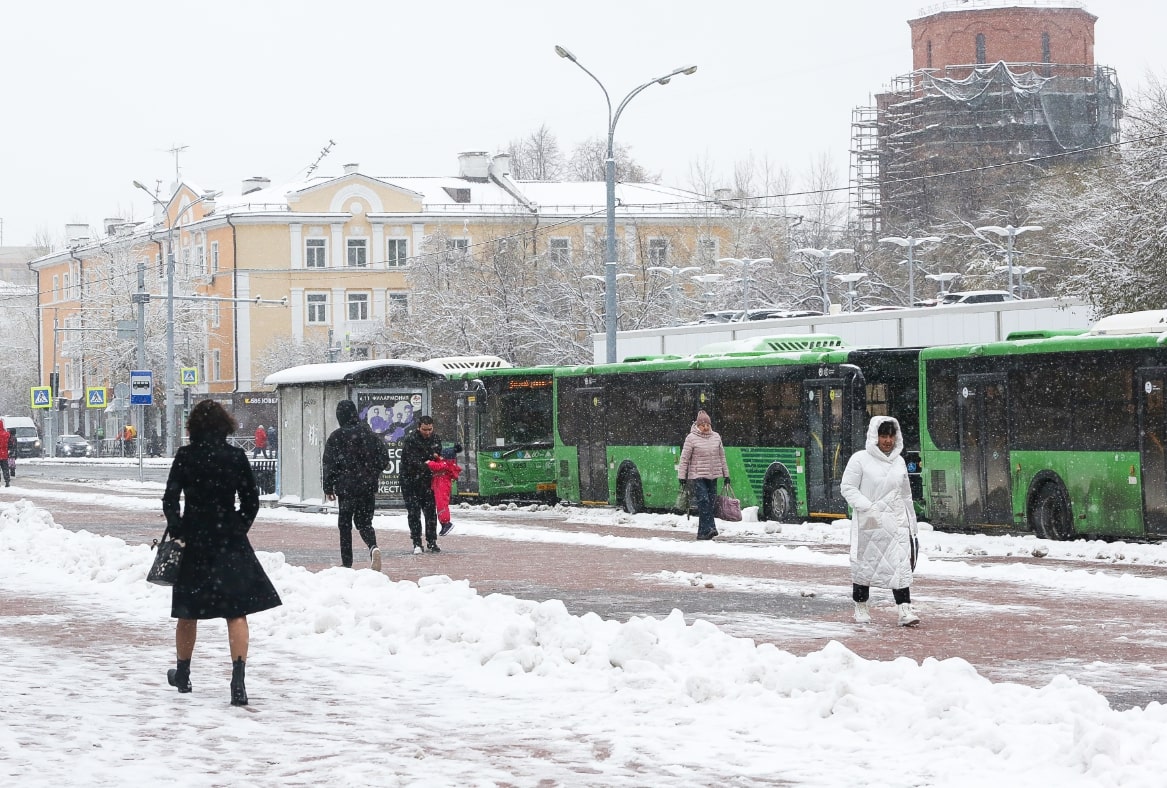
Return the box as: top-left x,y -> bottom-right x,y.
505,124 -> 565,181
567,137 -> 659,183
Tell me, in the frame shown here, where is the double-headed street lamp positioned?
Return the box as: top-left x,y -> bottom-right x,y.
717,257 -> 772,320
878,235 -> 941,307
975,224 -> 1042,298
926,272 -> 961,299
996,264 -> 1047,299
793,247 -> 855,313
647,265 -> 700,326
133,180 -> 218,456
555,45 -> 697,363
834,272 -> 868,312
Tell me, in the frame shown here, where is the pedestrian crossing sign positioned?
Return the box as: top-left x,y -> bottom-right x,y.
31,386 -> 52,409
181,367 -> 198,386
86,387 -> 107,408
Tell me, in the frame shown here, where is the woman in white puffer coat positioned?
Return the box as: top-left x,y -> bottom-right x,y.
840,416 -> 920,626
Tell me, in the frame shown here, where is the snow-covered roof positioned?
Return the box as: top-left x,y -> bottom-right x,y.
1089,310 -> 1167,336
264,359 -> 448,386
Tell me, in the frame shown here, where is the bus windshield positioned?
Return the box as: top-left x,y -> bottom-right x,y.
481,378 -> 553,448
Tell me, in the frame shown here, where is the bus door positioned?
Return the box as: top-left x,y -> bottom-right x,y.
454,388 -> 481,495
574,387 -> 609,503
1137,368 -> 1167,535
957,374 -> 1011,524
803,379 -> 849,516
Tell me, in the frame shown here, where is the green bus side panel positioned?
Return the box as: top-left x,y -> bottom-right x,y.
735,447 -> 808,517
553,447 -> 582,503
1010,450 -> 1144,538
924,449 -> 1145,537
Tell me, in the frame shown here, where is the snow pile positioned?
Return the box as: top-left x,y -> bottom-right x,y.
3,498 -> 1167,785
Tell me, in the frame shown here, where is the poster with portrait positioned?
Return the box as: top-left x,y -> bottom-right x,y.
356,389 -> 426,503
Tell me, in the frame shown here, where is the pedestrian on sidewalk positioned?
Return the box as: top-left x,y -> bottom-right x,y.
840,415 -> 920,627
0,419 -> 10,487
267,424 -> 278,459
253,425 -> 267,459
400,415 -> 444,553
322,400 -> 388,570
678,410 -> 730,541
5,426 -> 14,479
427,445 -> 462,536
161,399 -> 282,706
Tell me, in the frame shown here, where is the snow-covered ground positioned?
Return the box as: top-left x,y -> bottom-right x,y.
3,484 -> 1167,786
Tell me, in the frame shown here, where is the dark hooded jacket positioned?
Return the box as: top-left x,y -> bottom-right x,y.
322,400 -> 390,499
400,425 -> 444,499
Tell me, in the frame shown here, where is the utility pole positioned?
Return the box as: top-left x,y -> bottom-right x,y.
132,262 -> 150,481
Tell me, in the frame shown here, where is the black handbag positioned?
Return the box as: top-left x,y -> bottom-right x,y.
147,527 -> 185,586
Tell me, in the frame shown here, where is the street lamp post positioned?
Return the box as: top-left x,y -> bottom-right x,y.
925,272 -> 961,300
975,224 -> 1042,298
555,45 -> 697,363
717,257 -> 772,320
997,265 -> 1047,299
878,235 -> 941,307
833,272 -> 868,312
646,265 -> 700,326
793,248 -> 855,313
133,180 -> 218,456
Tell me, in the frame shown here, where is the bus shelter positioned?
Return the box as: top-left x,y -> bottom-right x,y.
263,357 -> 507,507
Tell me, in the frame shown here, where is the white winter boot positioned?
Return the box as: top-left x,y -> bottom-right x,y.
853,602 -> 872,624
897,603 -> 920,626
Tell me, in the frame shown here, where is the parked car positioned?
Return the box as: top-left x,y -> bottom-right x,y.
696,310 -> 744,324
2,416 -> 42,457
938,290 -> 1016,305
55,434 -> 92,458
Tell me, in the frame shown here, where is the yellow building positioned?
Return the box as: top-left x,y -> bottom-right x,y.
30,151 -> 744,440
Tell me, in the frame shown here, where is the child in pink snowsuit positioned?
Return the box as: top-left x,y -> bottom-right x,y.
426,447 -> 462,536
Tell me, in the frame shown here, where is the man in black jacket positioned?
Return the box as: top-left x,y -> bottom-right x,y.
322,400 -> 389,569
399,415 -> 444,553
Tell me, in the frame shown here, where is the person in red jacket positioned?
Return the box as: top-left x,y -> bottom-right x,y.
253,425 -> 268,459
426,446 -> 462,536
0,419 -> 10,487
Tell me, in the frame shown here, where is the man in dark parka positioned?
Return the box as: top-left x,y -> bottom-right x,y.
399,415 -> 444,553
322,399 -> 389,569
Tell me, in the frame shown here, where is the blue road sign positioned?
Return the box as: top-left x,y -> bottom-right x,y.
31,386 -> 52,409
130,370 -> 153,405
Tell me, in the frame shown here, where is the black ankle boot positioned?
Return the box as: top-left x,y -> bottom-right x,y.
230,658 -> 248,706
167,659 -> 192,693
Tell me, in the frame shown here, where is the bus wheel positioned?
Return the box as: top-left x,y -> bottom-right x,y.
1030,481 -> 1073,541
620,472 -> 644,515
765,480 -> 796,523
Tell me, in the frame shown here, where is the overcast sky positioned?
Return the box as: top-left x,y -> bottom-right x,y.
1,0 -> 1162,247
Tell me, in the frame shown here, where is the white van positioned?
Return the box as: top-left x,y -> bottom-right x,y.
2,416 -> 43,458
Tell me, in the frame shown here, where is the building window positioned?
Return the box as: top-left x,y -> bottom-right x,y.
975,33 -> 986,65
63,273 -> 70,299
697,238 -> 718,263
446,238 -> 469,253
347,292 -> 369,321
210,302 -> 221,328
1042,32 -> 1051,63
212,349 -> 221,381
196,244 -> 206,275
53,275 -> 59,298
211,241 -> 220,273
306,238 -> 327,269
307,292 -> 329,323
648,238 -> 668,266
549,237 -> 571,265
346,238 -> 368,268
389,292 -> 409,319
387,238 -> 409,267
926,41 -> 933,69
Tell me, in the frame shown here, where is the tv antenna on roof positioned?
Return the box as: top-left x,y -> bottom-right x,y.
305,139 -> 337,178
167,144 -> 188,183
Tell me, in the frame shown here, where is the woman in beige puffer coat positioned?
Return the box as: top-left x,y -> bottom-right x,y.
678,410 -> 730,540
840,416 -> 920,626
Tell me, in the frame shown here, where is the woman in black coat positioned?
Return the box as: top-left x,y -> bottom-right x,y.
161,399 -> 281,706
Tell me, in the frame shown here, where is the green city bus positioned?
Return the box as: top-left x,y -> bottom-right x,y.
919,311 -> 1167,539
553,335 -> 922,521
432,366 -> 558,501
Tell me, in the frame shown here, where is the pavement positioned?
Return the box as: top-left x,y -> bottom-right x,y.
5,472 -> 1167,711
